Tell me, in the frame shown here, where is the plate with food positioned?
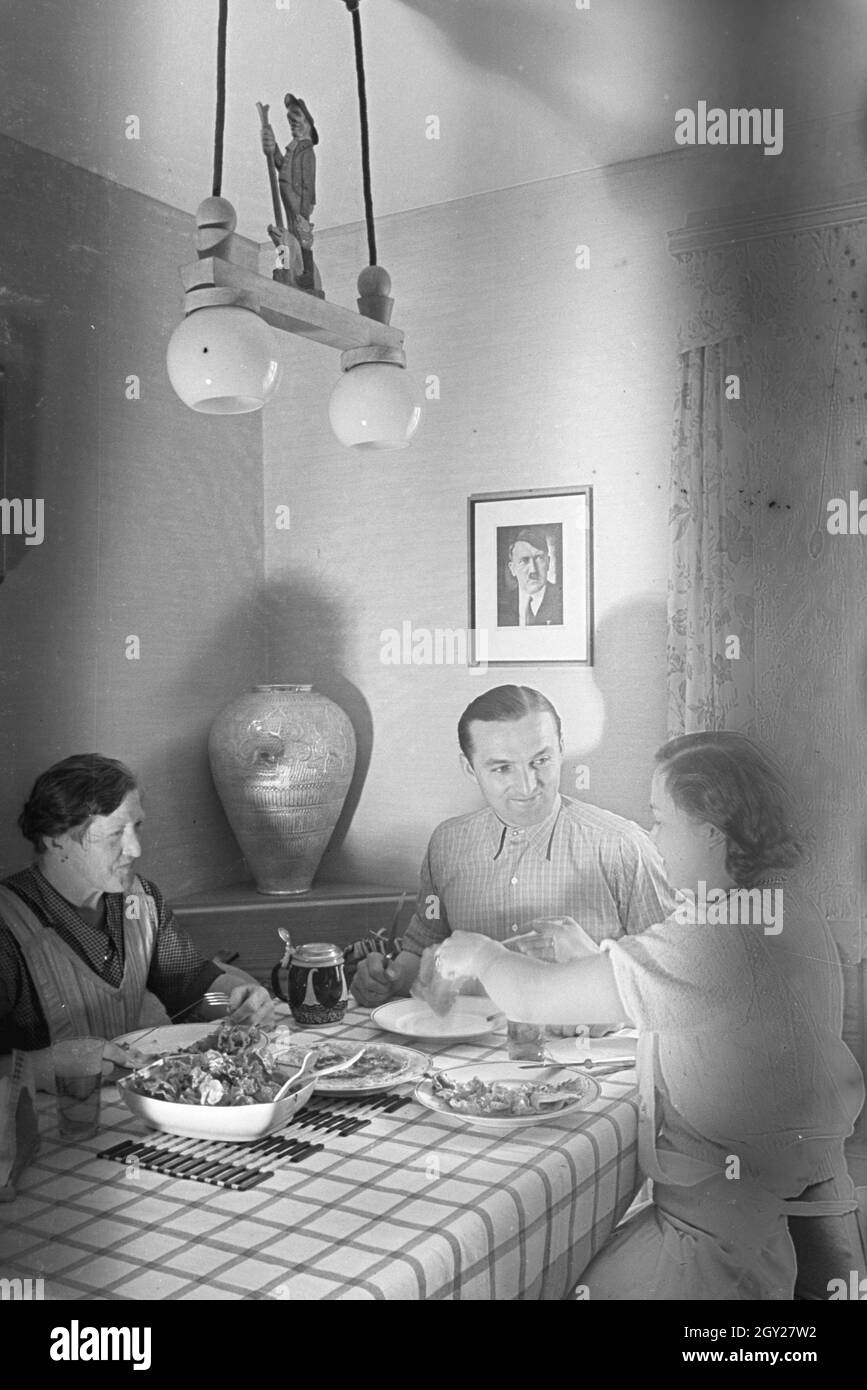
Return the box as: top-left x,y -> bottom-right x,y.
415,1061 -> 600,1131
117,1022 -> 315,1142
371,997 -> 505,1042
269,1036 -> 428,1094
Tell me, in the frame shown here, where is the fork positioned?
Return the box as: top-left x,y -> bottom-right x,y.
115,991 -> 233,1060
518,1057 -> 635,1077
203,991 -> 232,1013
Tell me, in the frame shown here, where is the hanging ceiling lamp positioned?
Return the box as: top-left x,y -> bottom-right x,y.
328,1 -> 422,449
166,0 -> 421,450
166,3 -> 281,414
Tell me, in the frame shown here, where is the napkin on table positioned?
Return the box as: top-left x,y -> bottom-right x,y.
0,1052 -> 40,1202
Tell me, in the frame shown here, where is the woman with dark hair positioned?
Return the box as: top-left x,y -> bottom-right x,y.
434,730 -> 865,1299
0,754 -> 272,1087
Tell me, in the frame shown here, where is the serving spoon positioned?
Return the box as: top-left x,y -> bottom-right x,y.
271,1047 -> 366,1102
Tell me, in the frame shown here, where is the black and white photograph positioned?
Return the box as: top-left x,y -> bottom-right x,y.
1,0 -> 867,1339
499,523 -> 564,627
468,486 -> 592,664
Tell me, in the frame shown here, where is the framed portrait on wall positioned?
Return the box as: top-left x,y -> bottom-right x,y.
467,486 -> 593,665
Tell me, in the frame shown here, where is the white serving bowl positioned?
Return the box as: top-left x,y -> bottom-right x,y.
116,1068 -> 316,1143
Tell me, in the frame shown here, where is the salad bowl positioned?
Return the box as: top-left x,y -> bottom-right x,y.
117,1068 -> 316,1142
115,1024 -> 317,1142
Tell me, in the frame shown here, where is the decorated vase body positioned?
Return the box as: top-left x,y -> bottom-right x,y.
208,684 -> 356,895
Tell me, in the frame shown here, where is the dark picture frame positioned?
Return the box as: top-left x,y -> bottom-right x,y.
468,485 -> 594,665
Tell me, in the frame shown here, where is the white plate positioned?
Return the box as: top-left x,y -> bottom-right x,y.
269,1036 -> 429,1095
371,997 -> 504,1041
415,1061 -> 601,1131
111,1024 -> 222,1062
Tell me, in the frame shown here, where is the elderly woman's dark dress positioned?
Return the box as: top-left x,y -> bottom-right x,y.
0,866 -> 220,1051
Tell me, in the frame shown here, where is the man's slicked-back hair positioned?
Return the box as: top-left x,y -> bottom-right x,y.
509,527 -> 549,557
654,730 -> 803,885
458,686 -> 562,762
18,754 -> 138,852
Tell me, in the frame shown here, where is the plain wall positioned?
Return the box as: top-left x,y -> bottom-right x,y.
261,156 -> 698,886
0,134 -> 267,895
261,117 -> 867,891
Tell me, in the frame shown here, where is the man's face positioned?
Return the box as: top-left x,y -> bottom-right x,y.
56,790 -> 144,897
462,711 -> 563,827
509,541 -> 549,595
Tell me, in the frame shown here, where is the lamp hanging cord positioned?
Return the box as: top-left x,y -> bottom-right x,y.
212,0 -> 229,197
344,0 -> 377,265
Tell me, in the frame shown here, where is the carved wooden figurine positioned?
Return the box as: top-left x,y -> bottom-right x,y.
258,94 -> 323,297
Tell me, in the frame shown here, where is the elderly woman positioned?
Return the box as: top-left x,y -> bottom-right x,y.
435,731 -> 865,1300
0,754 -> 272,1086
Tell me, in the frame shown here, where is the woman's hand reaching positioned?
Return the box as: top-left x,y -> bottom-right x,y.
516,916 -> 602,964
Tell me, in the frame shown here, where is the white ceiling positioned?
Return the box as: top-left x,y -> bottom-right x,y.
0,0 -> 865,240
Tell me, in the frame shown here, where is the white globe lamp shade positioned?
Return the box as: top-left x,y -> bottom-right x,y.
167,305 -> 282,414
328,363 -> 422,450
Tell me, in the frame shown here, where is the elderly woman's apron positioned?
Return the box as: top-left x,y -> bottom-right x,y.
0,878 -> 158,1041
582,1031 -> 863,1301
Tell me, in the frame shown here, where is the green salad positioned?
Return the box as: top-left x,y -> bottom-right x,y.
129,1023 -> 283,1107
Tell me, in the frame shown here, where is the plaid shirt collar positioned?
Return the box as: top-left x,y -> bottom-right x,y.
489,795 -> 563,862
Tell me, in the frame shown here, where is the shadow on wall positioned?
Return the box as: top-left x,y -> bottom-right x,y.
260,574 -> 373,876
124,590 -> 271,893
561,592 -> 669,825
133,727 -> 248,894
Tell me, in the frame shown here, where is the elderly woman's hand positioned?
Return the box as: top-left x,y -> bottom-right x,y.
225,983 -> 274,1029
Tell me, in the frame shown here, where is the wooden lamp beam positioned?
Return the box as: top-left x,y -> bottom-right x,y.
181,256 -> 405,353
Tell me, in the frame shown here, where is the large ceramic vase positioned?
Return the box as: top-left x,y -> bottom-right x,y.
208,684 -> 356,895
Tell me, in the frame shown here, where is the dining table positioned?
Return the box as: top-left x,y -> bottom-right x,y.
0,1004 -> 641,1301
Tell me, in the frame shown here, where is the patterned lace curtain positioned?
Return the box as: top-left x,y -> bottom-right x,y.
667,217 -> 867,1093
667,338 -> 755,736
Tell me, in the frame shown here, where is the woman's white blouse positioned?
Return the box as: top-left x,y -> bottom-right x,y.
601,879 -> 865,1194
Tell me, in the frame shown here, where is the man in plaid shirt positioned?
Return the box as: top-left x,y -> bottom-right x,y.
352,685 -> 676,1007
0,754 -> 272,1086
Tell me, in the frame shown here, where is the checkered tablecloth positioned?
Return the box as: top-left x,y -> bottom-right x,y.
0,1006 -> 640,1301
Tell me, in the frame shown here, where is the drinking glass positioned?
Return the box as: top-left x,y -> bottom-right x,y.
53,1037 -> 105,1140
503,933 -> 589,1058
506,1019 -> 547,1061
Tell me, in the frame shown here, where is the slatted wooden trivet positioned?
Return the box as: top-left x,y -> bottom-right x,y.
98,1091 -> 413,1190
